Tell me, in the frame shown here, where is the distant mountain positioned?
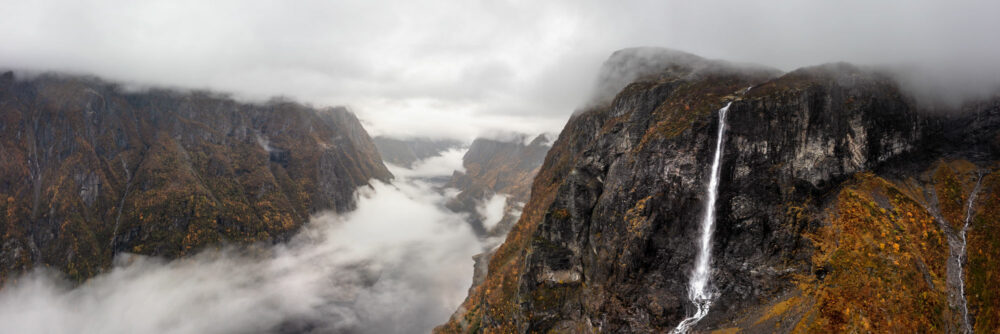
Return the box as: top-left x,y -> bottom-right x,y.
446,134 -> 550,236
438,48 -> 1000,333
0,72 -> 391,282
373,136 -> 463,167
440,134 -> 550,298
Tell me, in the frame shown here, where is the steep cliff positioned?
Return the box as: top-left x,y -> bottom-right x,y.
438,48 -> 1000,333
0,72 -> 392,282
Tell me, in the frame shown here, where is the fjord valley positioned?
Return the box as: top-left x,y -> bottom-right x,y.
3,47 -> 1000,334
0,70 -> 553,332
3,1 -> 1000,333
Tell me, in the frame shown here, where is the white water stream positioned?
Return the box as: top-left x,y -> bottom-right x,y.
671,101 -> 732,334
957,173 -> 983,334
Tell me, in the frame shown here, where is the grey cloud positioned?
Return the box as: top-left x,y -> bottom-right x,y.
1,0 -> 999,137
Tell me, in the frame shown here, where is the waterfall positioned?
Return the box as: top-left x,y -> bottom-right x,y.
957,173 -> 984,334
671,101 -> 732,334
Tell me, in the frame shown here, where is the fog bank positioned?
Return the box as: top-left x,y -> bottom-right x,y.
0,169 -> 480,333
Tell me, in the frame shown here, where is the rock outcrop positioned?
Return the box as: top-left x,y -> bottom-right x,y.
0,72 -> 391,282
438,48 -> 1000,333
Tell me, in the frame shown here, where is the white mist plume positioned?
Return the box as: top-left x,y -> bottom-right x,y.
0,167 -> 481,334
476,193 -> 509,231
255,134 -> 275,153
386,147 -> 467,179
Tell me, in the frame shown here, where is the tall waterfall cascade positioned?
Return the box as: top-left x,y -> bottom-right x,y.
671,100 -> 733,334
957,173 -> 984,334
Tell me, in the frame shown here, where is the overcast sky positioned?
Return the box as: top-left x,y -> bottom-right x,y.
2,0 -> 999,140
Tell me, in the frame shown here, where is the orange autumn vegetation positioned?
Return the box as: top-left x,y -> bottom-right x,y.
750,160 -> 1000,333
966,167 -> 1000,332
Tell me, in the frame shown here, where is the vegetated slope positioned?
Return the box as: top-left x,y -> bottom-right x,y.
0,72 -> 391,282
437,47 -> 1000,333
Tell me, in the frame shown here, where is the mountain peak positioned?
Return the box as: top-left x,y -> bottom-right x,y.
589,47 -> 780,106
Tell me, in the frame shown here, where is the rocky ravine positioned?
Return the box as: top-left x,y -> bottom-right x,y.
438,48 -> 1000,333
0,72 -> 391,282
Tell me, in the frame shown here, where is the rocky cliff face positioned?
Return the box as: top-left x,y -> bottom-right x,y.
0,72 -> 391,282
438,48 -> 1000,333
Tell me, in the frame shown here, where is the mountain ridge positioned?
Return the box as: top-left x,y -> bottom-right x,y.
0,71 -> 391,282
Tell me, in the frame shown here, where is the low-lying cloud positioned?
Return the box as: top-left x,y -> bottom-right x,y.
476,194 -> 509,232
0,170 -> 481,333
386,147 -> 467,180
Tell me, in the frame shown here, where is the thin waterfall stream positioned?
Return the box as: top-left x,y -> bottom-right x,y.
671,101 -> 732,334
957,173 -> 983,333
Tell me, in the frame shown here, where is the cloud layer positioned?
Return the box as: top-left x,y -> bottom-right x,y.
385,147 -> 467,180
2,0 -> 999,139
0,174 -> 480,333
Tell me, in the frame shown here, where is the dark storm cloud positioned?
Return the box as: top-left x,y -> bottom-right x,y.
1,0 -> 998,136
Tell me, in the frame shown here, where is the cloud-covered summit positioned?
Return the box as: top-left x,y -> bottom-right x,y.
2,0 -> 999,138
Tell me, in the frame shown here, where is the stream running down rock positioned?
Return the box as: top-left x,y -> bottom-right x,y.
671,101 -> 733,334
